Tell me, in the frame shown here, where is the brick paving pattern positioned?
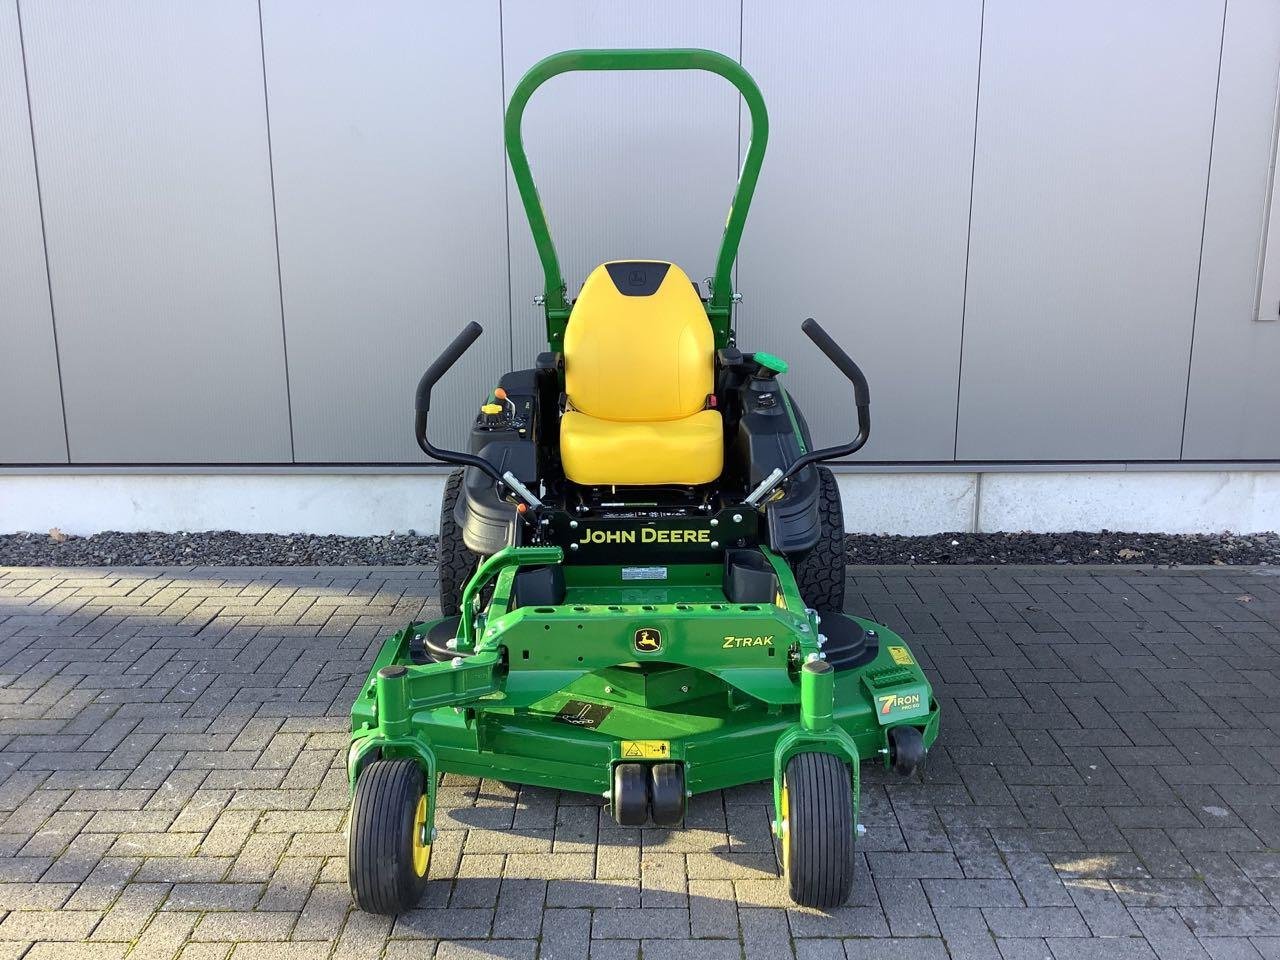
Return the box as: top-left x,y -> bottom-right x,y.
2,564 -> 1280,958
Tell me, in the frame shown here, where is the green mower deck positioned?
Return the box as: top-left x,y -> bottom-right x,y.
347,545 -> 938,911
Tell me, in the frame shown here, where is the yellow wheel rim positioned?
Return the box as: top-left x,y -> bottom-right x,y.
779,779 -> 791,876
411,794 -> 431,877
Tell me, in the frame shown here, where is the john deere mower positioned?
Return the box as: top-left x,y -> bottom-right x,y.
347,48 -> 938,913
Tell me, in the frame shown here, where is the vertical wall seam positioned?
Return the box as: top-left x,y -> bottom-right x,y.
952,0 -> 985,463
1248,62 -> 1280,325
14,0 -> 71,463
256,0 -> 297,463
971,471 -> 983,533
499,0 -> 515,373
1178,0 -> 1229,460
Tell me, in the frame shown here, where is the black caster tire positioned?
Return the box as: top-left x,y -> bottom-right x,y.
648,763 -> 686,826
348,759 -> 432,915
439,468 -> 480,617
793,466 -> 846,613
888,726 -> 926,777
780,752 -> 855,909
612,763 -> 649,826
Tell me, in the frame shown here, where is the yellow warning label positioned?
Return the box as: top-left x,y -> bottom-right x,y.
888,645 -> 914,666
620,740 -> 671,760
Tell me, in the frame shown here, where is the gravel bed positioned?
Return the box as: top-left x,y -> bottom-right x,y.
845,531 -> 1280,566
2,529 -> 1278,567
0,531 -> 438,568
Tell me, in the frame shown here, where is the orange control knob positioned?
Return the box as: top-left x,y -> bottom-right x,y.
494,387 -> 508,401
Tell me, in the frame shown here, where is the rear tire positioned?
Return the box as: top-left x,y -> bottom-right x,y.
348,759 -> 431,915
438,468 -> 479,617
780,752 -> 855,908
793,466 -> 846,612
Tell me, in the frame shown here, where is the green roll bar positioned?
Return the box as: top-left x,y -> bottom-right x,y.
504,48 -> 770,349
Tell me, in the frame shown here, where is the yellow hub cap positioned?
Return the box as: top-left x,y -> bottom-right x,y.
779,779 -> 791,875
411,794 -> 431,877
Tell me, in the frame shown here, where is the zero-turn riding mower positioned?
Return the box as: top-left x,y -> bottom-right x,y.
346,48 -> 939,913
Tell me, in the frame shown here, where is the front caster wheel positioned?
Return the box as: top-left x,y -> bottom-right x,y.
780,752 -> 855,908
612,763 -> 648,826
888,726 -> 926,777
348,759 -> 431,914
648,763 -> 686,826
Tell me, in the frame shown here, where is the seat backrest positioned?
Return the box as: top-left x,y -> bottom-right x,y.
563,261 -> 714,423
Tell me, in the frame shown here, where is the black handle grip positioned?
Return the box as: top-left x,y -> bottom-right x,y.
801,317 -> 869,408
775,318 -> 871,484
413,322 -> 506,486
416,321 -> 483,414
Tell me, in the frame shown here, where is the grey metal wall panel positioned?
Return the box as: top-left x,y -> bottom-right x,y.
0,0 -> 65,464
21,0 -> 292,463
5,0 -> 1280,470
956,0 -> 1224,461
502,0 -> 741,365
1182,0 -> 1280,460
263,0 -> 510,462
738,0 -> 981,459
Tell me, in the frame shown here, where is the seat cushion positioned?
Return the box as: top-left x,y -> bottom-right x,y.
560,409 -> 723,486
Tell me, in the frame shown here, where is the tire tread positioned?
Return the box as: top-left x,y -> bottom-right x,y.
438,469 -> 479,617
784,751 -> 855,908
793,467 -> 846,612
349,758 -> 428,915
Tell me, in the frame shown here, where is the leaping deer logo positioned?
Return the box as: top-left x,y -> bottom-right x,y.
634,628 -> 662,653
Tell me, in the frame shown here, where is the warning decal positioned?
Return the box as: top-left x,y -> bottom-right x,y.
619,740 -> 670,760
553,699 -> 613,729
888,645 -> 914,667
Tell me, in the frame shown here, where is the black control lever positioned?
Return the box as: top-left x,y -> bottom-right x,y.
744,317 -> 870,506
414,322 -> 508,489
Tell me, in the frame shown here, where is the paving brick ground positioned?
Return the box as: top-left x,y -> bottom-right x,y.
2,564 -> 1280,958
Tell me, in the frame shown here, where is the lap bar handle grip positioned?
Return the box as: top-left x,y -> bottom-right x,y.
780,318 -> 870,480
800,317 -> 870,410
413,322 -> 509,490
415,321 -> 483,415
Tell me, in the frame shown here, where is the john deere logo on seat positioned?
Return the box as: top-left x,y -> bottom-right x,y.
634,628 -> 662,653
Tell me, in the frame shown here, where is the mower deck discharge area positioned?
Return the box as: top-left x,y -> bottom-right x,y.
346,47 -> 939,915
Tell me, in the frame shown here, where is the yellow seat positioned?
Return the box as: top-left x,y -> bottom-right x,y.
560,261 -> 722,485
